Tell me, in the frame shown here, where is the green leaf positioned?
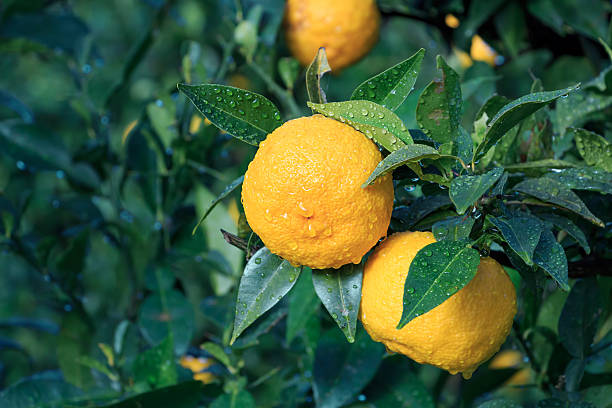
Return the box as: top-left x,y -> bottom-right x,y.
0,123 -> 100,189
313,328 -> 384,408
583,385 -> 612,407
99,381 -> 203,408
138,290 -> 195,355
210,390 -> 255,408
392,194 -> 452,229
513,178 -> 604,227
351,48 -> 425,111
416,55 -> 462,144
365,356 -> 435,408
231,248 -> 301,345
565,358 -> 586,392
477,399 -> 523,408
552,93 -> 612,155
201,342 -> 231,370
362,144 -> 440,187
397,241 -> 480,329
494,1 -> 527,57
487,214 -> 543,265
0,374 -> 85,408
432,216 -> 476,241
476,95 -> 511,125
308,100 -> 413,152
57,312 -> 94,389
133,336 -> 177,388
503,159 -> 577,173
573,128 -> 612,172
544,168 -> 612,195
474,85 -> 579,160
278,57 -> 300,90
533,229 -> 569,290
177,84 -> 282,146
559,278 -> 602,359
305,47 -> 331,104
450,167 -> 504,214
77,356 -> 117,381
538,213 -> 590,254
312,263 -> 363,343
192,175 -> 243,234
286,268 -> 320,344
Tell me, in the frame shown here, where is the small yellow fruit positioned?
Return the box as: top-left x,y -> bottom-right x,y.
241,115 -> 394,269
489,350 -> 532,385
360,231 -> 517,379
470,34 -> 499,66
189,115 -> 202,134
445,14 -> 460,29
453,47 -> 473,69
180,355 -> 215,384
284,0 -> 380,71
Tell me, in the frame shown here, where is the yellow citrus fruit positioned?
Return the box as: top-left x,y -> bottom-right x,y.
360,231 -> 517,379
453,47 -> 473,69
445,14 -> 460,29
179,355 -> 215,384
241,115 -> 394,269
470,34 -> 499,66
284,0 -> 380,71
489,350 -> 532,385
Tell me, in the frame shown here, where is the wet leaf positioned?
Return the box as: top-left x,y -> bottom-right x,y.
308,100 -> 413,151
286,268 -> 320,344
351,48 -> 425,111
138,290 -> 195,355
552,93 -> 612,152
487,214 -> 543,265
313,328 -> 384,408
192,175 -> 243,234
133,336 -> 177,388
432,216 -> 476,241
392,194 -> 452,229
533,229 -> 569,291
476,95 -> 511,125
543,167 -> 612,195
231,248 -> 301,345
573,128 -> 612,172
178,84 -> 282,146
559,278 -> 602,359
312,263 -> 363,343
362,144 -> 440,187
365,356 -> 435,408
306,48 -> 331,104
503,159 -> 576,173
416,55 -> 462,144
474,84 -> 579,160
397,240 -> 480,329
450,167 -> 504,214
537,213 -> 590,254
513,178 -> 604,227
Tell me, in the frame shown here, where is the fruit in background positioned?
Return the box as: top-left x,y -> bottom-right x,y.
284,0 -> 380,71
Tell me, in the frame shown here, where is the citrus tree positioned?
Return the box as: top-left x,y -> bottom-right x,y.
0,1 -> 611,408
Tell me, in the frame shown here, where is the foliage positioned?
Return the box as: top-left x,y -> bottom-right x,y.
1,0 -> 612,407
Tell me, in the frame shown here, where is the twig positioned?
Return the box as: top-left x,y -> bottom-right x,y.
513,321 -> 542,375
247,62 -> 302,118
104,0 -> 177,109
